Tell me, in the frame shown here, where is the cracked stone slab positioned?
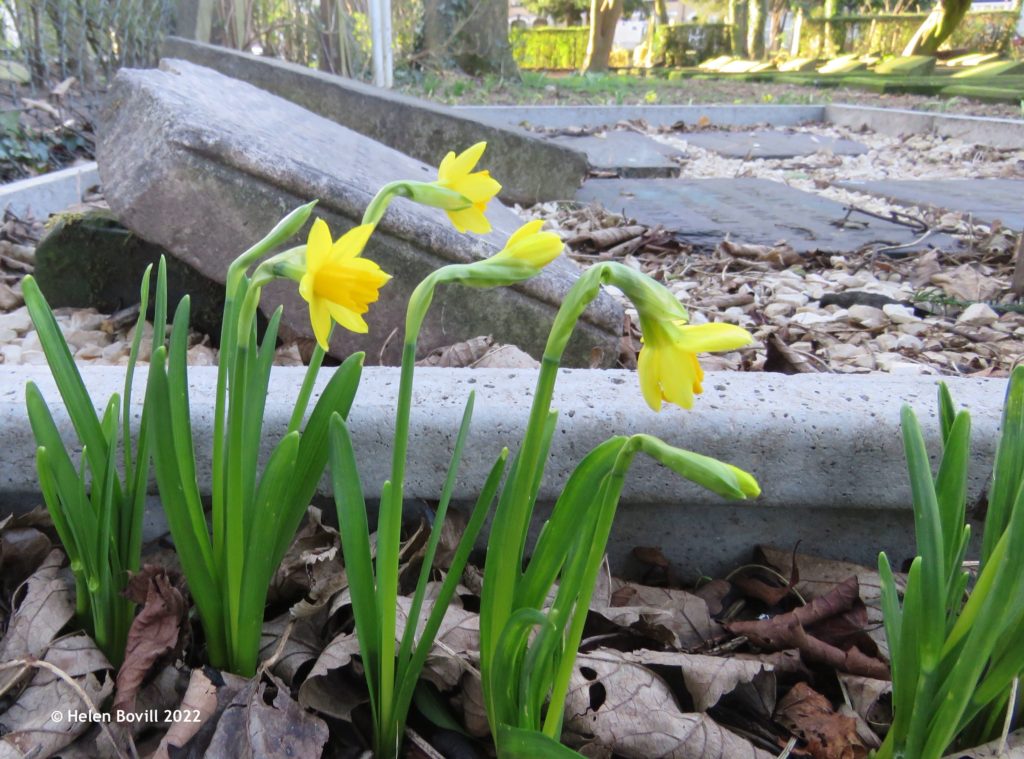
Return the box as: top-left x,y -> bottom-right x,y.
97,60 -> 623,366
576,178 -> 954,253
835,178 -> 1024,229
682,130 -> 868,159
549,130 -> 685,178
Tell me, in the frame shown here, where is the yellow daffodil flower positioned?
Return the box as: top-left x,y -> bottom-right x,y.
298,219 -> 391,350
638,320 -> 752,411
488,219 -> 562,268
435,142 -> 502,235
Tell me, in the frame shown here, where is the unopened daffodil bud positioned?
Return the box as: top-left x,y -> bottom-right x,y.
405,220 -> 563,341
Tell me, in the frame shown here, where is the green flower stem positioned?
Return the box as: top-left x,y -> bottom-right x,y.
480,264 -> 615,727
362,181 -> 411,227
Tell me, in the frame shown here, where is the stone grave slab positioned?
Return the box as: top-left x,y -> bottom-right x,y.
98,60 -> 623,366
683,130 -> 868,159
835,179 -> 1024,229
576,178 -> 954,253
162,37 -> 588,206
549,130 -> 685,178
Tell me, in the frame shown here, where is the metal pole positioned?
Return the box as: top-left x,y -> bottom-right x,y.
369,0 -> 385,87
382,0 -> 394,88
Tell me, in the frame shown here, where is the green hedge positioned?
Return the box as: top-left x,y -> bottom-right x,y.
798,11 -> 1019,58
651,23 -> 734,67
509,26 -> 590,70
510,23 -> 734,70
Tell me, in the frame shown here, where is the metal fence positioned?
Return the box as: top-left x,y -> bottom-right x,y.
0,0 -> 175,92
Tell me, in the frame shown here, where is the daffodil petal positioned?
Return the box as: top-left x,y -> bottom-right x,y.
449,171 -> 502,203
661,347 -> 696,409
443,142 -> 487,181
637,344 -> 663,412
447,207 -> 492,235
437,150 -> 458,180
673,322 -> 752,353
506,232 -> 563,267
307,218 -> 332,272
505,219 -> 546,249
299,272 -> 315,304
310,297 -> 332,350
331,223 -> 375,260
327,301 -> 368,334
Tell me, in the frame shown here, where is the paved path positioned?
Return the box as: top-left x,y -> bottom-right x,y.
836,178 -> 1024,229
550,131 -> 685,178
682,130 -> 867,159
577,178 -> 953,253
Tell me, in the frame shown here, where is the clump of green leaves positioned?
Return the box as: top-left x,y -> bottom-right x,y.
24,260 -> 167,666
877,365 -> 1024,758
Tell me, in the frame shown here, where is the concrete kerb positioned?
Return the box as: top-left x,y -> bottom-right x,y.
0,162 -> 99,219
826,105 -> 1024,150
456,104 -> 1024,152
456,104 -> 827,130
1,365 -> 1008,574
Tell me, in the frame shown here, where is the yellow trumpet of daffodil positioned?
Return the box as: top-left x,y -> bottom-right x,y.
434,142 -> 502,234
298,218 -> 392,349
637,319 -> 752,411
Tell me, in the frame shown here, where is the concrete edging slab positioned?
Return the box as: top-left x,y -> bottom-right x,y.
0,162 -> 98,219
2,365 -> 1008,572
826,105 -> 1024,149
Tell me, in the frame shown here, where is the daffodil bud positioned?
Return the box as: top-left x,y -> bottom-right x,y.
402,181 -> 474,212
404,221 -> 563,345
636,434 -> 760,500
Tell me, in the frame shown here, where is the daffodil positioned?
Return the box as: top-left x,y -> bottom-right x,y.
298,219 -> 391,350
637,320 -> 752,411
434,142 -> 502,234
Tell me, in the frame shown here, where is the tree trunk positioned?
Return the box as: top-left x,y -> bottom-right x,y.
584,0 -> 624,73
902,0 -> 971,55
746,0 -> 765,58
654,0 -> 669,24
422,0 -> 519,77
728,0 -> 746,56
823,0 -> 836,57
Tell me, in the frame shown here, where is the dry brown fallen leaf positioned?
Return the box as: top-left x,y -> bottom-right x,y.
838,673 -> 891,731
0,633 -> 114,759
719,239 -> 802,268
562,648 -> 773,759
150,667 -> 250,759
395,594 -> 479,691
757,546 -> 895,659
619,649 -> 776,715
776,682 -> 870,759
204,672 -> 329,759
599,580 -> 722,650
0,549 -> 75,694
0,514 -> 51,600
417,335 -> 540,369
113,566 -> 187,715
297,630 -> 365,721
259,612 -> 325,686
268,506 -> 344,612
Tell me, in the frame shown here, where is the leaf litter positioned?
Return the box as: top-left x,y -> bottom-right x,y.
0,500 -> 955,759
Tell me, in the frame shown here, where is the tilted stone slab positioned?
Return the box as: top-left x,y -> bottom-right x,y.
682,129 -> 867,159
550,131 -> 685,178
0,365 -> 1007,573
576,178 -> 955,253
160,37 -> 587,206
98,60 -> 623,365
836,178 -> 1024,229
